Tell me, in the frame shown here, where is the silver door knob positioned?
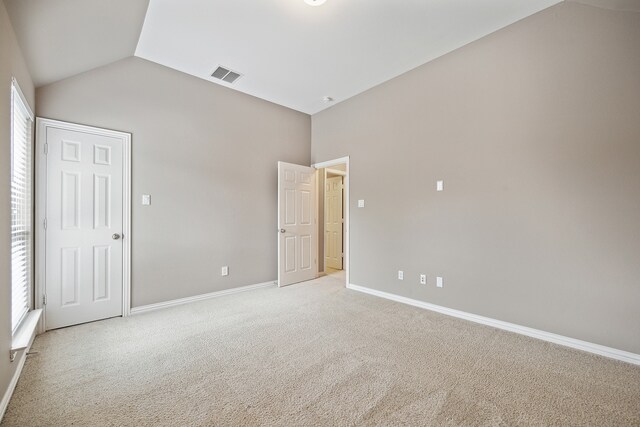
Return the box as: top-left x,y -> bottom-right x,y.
279,229 -> 286,233
112,233 -> 121,240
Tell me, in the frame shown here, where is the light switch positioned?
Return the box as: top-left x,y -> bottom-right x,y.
142,194 -> 151,205
436,181 -> 444,192
437,277 -> 444,288
358,199 -> 365,208
221,266 -> 229,276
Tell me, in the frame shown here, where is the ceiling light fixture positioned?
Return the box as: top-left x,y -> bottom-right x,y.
304,0 -> 326,6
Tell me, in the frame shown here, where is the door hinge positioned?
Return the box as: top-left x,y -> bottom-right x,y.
43,294 -> 47,305
43,218 -> 47,230
44,142 -> 48,155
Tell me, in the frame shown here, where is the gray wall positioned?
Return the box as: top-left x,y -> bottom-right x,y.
37,57 -> 311,307
0,0 -> 35,410
311,2 -> 640,353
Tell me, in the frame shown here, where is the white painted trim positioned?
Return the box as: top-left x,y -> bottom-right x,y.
35,119 -> 47,333
277,162 -> 282,286
130,281 -> 277,315
0,351 -> 27,421
347,283 -> 640,366
11,309 -> 42,352
121,129 -> 132,317
11,77 -> 33,119
312,156 -> 350,287
35,118 -> 133,330
312,156 -> 350,169
0,316 -> 37,422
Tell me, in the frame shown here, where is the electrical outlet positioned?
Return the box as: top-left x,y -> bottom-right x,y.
436,180 -> 444,192
437,277 -> 443,288
398,270 -> 404,280
420,274 -> 427,285
221,266 -> 229,276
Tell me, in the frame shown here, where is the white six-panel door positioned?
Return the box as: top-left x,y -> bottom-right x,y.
43,123 -> 125,329
325,176 -> 343,270
278,162 -> 317,287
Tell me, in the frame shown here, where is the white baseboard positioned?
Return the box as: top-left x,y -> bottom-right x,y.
130,281 -> 277,315
0,354 -> 26,422
347,283 -> 640,366
0,326 -> 37,421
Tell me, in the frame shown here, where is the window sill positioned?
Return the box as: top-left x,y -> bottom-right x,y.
11,309 -> 42,354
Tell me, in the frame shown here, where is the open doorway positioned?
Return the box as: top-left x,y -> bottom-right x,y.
325,169 -> 344,273
313,157 -> 349,286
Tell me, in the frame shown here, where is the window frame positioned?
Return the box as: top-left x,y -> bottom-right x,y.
10,77 -> 34,334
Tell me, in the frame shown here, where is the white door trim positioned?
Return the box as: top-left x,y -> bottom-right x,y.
35,118 -> 132,331
312,156 -> 350,286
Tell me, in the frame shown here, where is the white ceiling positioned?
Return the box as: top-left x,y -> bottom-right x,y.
136,0 -> 562,114
4,0 -> 150,87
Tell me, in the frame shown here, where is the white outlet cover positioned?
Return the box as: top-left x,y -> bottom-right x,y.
436,181 -> 444,192
437,276 -> 444,287
142,194 -> 151,205
420,274 -> 427,285
358,199 -> 365,208
398,270 -> 404,280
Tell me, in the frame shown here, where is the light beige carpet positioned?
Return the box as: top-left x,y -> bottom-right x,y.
2,273 -> 639,426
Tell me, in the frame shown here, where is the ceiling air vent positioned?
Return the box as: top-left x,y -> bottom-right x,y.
211,66 -> 242,84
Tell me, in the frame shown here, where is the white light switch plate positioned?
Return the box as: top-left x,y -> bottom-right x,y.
358,199 -> 365,208
436,181 -> 444,192
437,277 -> 444,288
142,194 -> 151,205
398,270 -> 404,280
221,266 -> 229,276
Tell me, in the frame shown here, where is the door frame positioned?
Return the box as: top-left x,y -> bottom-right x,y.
35,118 -> 132,331
312,156 -> 350,286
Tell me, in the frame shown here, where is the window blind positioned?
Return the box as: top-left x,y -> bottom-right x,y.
10,80 -> 33,333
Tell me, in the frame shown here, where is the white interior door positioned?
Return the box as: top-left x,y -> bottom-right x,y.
325,176 -> 343,270
278,162 -> 317,287
44,124 -> 124,329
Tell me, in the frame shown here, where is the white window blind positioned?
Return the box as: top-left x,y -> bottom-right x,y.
10,79 -> 34,333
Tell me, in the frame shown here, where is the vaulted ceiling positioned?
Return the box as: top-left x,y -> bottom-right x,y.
6,0 -> 635,114
135,0 -> 562,114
